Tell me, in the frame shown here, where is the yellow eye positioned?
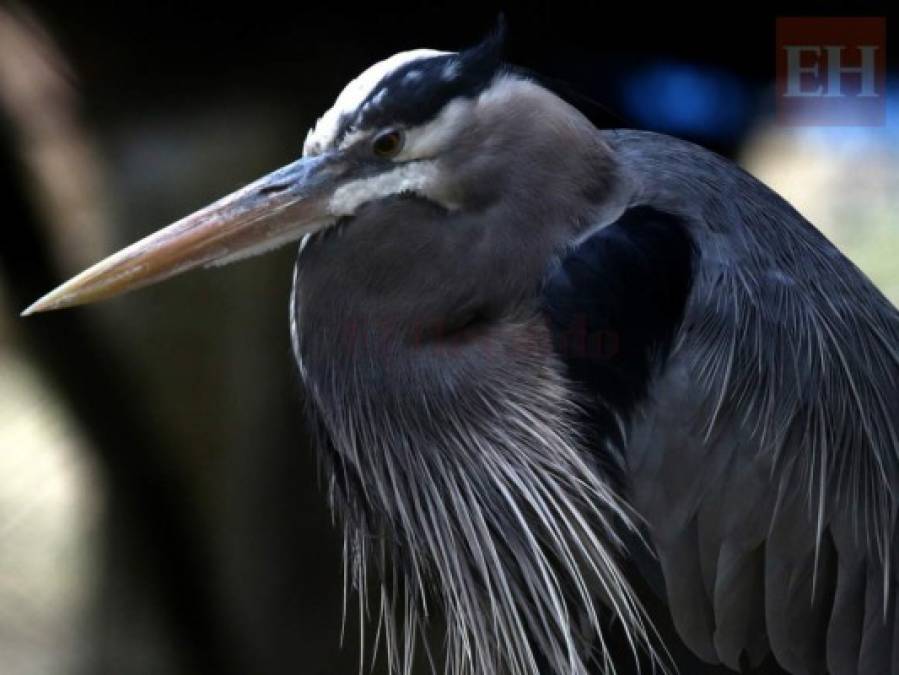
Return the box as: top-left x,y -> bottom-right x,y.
372,129 -> 404,158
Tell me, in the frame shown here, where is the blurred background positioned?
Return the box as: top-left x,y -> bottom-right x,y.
0,2 -> 896,673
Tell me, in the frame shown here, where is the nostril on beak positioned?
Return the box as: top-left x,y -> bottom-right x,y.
258,183 -> 290,197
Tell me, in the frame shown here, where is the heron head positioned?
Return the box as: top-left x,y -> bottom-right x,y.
23,24 -> 617,316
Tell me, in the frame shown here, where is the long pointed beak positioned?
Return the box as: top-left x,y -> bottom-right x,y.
22,154 -> 339,315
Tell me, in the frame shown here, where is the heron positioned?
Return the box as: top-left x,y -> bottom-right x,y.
23,26 -> 899,675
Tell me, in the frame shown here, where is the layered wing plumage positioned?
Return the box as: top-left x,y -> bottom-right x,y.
546,130 -> 899,674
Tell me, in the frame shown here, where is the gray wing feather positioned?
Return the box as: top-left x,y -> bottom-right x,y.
763,490 -> 834,674
713,538 -> 768,669
657,517 -> 719,662
708,447 -> 772,670
893,583 -> 899,674
857,558 -> 893,673
826,531 -> 865,675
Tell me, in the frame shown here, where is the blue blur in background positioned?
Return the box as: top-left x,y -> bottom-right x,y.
621,61 -> 753,140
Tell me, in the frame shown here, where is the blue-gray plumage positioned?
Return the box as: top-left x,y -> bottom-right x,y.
548,130 -> 899,674
25,25 -> 899,675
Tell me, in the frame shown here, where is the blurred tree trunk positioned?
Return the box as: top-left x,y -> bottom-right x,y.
0,114 -> 239,675
0,6 -> 359,674
0,8 -> 239,673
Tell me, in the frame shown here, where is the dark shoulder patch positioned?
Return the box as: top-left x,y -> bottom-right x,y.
336,23 -> 506,142
541,206 -> 696,444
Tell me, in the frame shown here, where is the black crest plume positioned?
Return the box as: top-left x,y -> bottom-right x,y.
339,17 -> 507,137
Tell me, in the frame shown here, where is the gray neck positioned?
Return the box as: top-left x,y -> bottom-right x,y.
290,188 -> 655,675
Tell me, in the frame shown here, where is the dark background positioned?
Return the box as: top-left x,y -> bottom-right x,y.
0,2 -> 895,674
